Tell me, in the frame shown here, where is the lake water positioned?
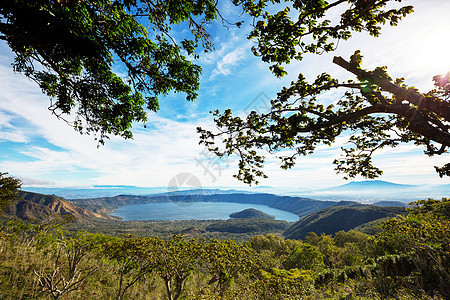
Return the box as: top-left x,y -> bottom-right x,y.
110,201 -> 299,222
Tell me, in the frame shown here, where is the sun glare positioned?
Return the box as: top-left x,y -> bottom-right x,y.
411,25 -> 450,74
396,8 -> 450,84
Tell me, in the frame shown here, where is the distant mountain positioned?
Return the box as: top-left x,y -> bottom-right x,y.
3,191 -> 114,222
300,180 -> 449,203
230,208 -> 275,219
330,180 -> 415,191
21,181 -> 450,203
283,204 -> 407,240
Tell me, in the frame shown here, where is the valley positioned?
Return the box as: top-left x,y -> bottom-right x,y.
2,185 -> 412,240
1,183 -> 447,299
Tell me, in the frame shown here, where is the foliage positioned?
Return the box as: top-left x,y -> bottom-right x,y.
249,234 -> 302,270
247,268 -> 313,299
198,1 -> 449,184
203,239 -> 257,296
334,230 -> 369,250
0,0 -> 222,143
1,206 -> 447,299
150,235 -> 203,300
250,233 -> 301,255
0,172 -> 22,211
0,215 -> 73,247
241,0 -> 413,77
101,235 -> 157,300
33,231 -> 107,299
312,233 -> 339,267
353,217 -> 390,235
206,218 -> 290,233
282,243 -> 324,270
372,198 -> 450,298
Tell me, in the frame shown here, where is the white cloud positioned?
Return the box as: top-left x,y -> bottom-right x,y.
20,177 -> 55,186
0,131 -> 28,143
210,47 -> 247,79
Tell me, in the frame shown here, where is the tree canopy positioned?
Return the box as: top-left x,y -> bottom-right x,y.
0,0 -> 220,143
1,0 -> 448,182
0,172 -> 22,211
198,0 -> 450,184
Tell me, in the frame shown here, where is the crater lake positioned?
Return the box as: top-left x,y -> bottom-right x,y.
110,201 -> 299,222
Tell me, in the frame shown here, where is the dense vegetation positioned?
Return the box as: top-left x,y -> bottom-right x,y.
206,218 -> 289,234
0,172 -> 22,211
1,198 -> 448,299
68,219 -> 289,242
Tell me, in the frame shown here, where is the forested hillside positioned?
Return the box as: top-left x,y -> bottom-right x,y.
0,198 -> 448,299
284,205 -> 407,240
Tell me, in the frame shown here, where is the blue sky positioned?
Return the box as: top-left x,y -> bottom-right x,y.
0,0 -> 449,193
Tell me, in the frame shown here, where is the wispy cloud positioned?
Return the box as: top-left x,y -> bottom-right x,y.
20,177 -> 55,186
210,47 -> 246,79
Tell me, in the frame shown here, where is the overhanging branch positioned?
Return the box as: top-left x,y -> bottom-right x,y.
333,56 -> 450,121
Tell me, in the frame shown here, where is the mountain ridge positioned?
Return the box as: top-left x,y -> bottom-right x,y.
3,191 -> 115,222
327,180 -> 416,191
22,180 -> 450,201
283,204 -> 407,240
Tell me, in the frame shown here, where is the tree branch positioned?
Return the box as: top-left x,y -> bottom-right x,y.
333,56 -> 450,121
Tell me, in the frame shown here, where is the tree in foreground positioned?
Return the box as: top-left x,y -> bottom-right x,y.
0,0 -> 221,143
150,236 -> 203,300
1,1 -> 447,181
198,0 -> 449,184
33,231 -> 104,300
203,239 -> 257,297
101,235 -> 157,300
0,172 -> 22,211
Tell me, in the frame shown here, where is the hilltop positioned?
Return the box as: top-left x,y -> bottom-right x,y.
2,191 -> 115,222
230,208 -> 275,219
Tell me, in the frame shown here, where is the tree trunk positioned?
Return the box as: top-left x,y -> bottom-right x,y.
164,277 -> 173,300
